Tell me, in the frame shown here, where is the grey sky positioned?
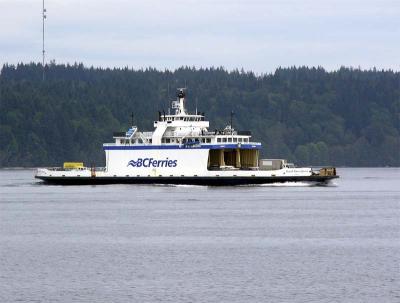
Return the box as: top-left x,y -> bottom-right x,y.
0,0 -> 399,73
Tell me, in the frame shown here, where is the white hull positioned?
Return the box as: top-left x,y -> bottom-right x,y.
37,147 -> 313,179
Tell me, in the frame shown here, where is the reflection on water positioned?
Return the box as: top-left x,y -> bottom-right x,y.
0,168 -> 399,302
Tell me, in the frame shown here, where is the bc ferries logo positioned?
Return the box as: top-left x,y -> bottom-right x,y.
127,158 -> 177,168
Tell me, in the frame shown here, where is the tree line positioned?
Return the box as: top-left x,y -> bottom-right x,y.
0,63 -> 399,167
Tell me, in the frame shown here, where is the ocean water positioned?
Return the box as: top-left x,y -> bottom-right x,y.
0,168 -> 399,302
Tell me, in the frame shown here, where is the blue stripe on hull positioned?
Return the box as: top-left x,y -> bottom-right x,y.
103,144 -> 261,150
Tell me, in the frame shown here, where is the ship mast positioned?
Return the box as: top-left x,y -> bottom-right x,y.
177,88 -> 187,115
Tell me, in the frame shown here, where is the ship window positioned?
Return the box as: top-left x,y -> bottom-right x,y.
228,138 -> 232,142
217,138 -> 221,143
201,138 -> 205,143
138,139 -> 143,144
206,138 -> 211,143
166,138 -> 170,143
238,138 -> 243,142
244,138 -> 249,142
149,139 -> 152,143
222,138 -> 227,143
233,137 -> 237,142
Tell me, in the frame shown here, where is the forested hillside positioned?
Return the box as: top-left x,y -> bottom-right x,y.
0,63 -> 399,167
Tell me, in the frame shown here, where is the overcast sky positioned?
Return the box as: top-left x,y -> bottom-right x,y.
0,0 -> 399,73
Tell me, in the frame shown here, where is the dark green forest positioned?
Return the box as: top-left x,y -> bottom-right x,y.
0,63 -> 399,167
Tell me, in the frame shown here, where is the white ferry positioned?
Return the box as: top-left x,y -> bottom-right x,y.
35,88 -> 338,185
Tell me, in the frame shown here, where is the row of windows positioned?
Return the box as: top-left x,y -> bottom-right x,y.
120,137 -> 213,145
161,138 -> 212,143
120,138 -> 147,144
160,116 -> 204,122
119,137 -> 248,145
217,137 -> 249,143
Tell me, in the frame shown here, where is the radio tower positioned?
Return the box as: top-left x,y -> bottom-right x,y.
42,0 -> 46,81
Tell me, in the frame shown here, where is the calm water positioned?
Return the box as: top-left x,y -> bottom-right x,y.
0,168 -> 399,302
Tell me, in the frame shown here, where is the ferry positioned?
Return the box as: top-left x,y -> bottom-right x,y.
35,88 -> 338,185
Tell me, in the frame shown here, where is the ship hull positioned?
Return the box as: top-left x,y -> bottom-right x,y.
35,175 -> 338,186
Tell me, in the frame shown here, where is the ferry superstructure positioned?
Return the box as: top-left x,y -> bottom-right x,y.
35,89 -> 338,185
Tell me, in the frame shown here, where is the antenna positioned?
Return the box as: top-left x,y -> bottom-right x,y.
230,110 -> 234,133
167,83 -> 170,115
42,0 -> 46,81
